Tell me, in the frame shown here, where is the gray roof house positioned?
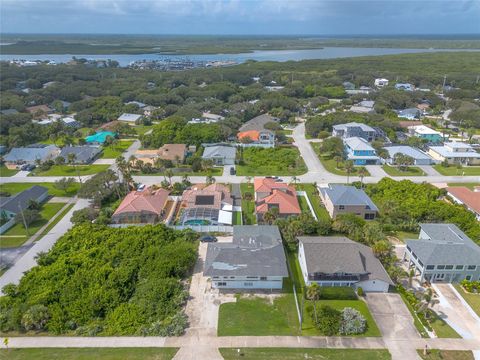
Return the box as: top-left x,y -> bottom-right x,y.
204,225 -> 288,290
332,122 -> 377,142
202,144 -> 236,166
4,144 -> 59,166
319,184 -> 378,220
404,224 -> 480,283
298,236 -> 393,292
0,185 -> 49,234
384,145 -> 434,165
239,114 -> 278,132
58,146 -> 103,164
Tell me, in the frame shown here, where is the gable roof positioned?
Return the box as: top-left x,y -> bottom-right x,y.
58,146 -> 102,163
238,130 -> 260,141
118,113 -> 142,122
344,137 -> 375,151
320,184 -> 378,211
4,144 -> 59,162
113,188 -> 169,216
446,187 -> 480,215
333,122 -> 375,133
202,145 -> 236,160
254,177 -> 290,193
0,185 -> 48,214
239,114 -> 277,132
298,236 -> 393,284
384,145 -> 432,161
204,225 -> 288,277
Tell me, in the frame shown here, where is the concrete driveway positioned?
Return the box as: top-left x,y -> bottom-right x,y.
433,284 -> 480,340
365,293 -> 421,360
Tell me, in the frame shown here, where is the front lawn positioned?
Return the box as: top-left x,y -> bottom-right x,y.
31,164 -> 110,177
0,182 -> 80,197
311,142 -> 370,177
233,211 -> 242,225
429,313 -> 461,338
240,183 -> 256,225
101,140 -> 135,158
453,284 -> 480,317
0,165 -> 18,177
418,349 -> 474,360
447,182 -> 480,190
35,203 -> 74,241
220,348 -> 392,360
433,165 -> 480,176
382,165 -> 425,176
1,348 -> 179,360
0,202 -> 66,248
295,184 -> 330,221
236,147 -> 307,176
140,168 -> 223,176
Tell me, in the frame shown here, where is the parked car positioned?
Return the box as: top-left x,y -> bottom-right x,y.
229,167 -> 236,175
137,184 -> 146,191
21,164 -> 36,171
199,234 -> 217,243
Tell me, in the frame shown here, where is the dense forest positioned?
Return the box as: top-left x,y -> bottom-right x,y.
0,224 -> 197,336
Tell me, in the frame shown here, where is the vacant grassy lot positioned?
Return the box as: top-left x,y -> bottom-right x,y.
447,182 -> 480,190
101,140 -> 135,158
454,284 -> 480,317
0,165 -> 18,177
35,203 -> 74,241
31,164 -> 109,177
236,147 -> 307,176
433,165 -> 480,176
220,348 -> 392,360
418,349 -> 474,360
240,183 -> 256,225
295,184 -> 330,221
382,165 -> 425,176
0,182 -> 80,197
1,202 -> 65,248
0,348 -> 179,360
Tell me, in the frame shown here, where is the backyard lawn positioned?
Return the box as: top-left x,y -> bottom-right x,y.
233,211 -> 242,225
433,165 -> 480,176
0,202 -> 66,248
1,348 -> 179,360
295,184 -> 330,221
453,284 -> 480,317
0,165 -> 18,177
418,350 -> 474,360
382,165 -> 425,176
236,147 -> 307,176
133,125 -> 154,135
220,348 -> 392,360
0,182 -> 80,197
240,183 -> 256,225
31,164 -> 109,177
100,140 -> 135,158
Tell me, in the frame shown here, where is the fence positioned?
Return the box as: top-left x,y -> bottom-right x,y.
296,191 -> 318,220
0,218 -> 16,235
109,223 -> 234,233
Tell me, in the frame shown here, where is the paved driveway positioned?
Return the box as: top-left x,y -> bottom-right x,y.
366,293 -> 421,360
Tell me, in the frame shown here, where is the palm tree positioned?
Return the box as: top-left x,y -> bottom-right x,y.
165,169 -> 174,186
290,176 -> 298,185
306,283 -> 321,323
344,160 -> 354,184
262,207 -> 279,225
333,156 -> 342,169
358,167 -> 367,188
67,153 -> 81,184
206,173 -> 216,185
246,176 -> 252,184
416,288 -> 439,320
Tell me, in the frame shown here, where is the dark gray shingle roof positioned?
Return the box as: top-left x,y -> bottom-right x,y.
0,185 -> 48,214
239,114 -> 277,132
320,185 -> 378,211
59,146 -> 102,163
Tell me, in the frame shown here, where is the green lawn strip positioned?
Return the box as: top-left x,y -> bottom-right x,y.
396,289 -> 429,338
393,231 -> 419,242
428,314 -> 461,338
0,182 -> 80,197
453,284 -> 480,317
233,211 -> 242,225
100,140 -> 135,158
433,165 -> 480,176
418,349 -> 474,360
0,348 -> 179,360
297,195 -> 310,214
218,292 -> 300,336
35,203 -> 74,241
220,348 -> 392,360
138,168 -> 223,176
240,183 -> 256,225
447,182 -> 480,190
133,125 -> 154,135
31,164 -> 110,177
0,165 -> 18,177
236,147 -> 307,176
295,184 -> 330,221
381,165 -> 426,176
0,203 -> 66,248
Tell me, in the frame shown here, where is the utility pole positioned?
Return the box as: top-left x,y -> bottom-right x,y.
18,204 -> 29,236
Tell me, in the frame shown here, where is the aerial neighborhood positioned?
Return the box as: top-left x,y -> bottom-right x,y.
0,36 -> 480,360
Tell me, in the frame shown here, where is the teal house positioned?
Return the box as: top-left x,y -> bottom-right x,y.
85,131 -> 117,144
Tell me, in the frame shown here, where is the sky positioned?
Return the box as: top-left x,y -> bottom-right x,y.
0,0 -> 479,35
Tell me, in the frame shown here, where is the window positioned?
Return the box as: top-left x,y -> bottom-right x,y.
455,265 -> 464,270
244,282 -> 253,287
426,265 -> 434,270
437,265 -> 445,270
465,276 -> 472,281
246,276 -> 258,279
467,265 -> 476,271
339,205 -> 345,210
364,213 -> 375,220
445,265 -> 453,270
260,277 -> 267,281
217,282 -> 227,286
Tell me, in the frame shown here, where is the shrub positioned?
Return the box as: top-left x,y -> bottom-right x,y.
318,286 -> 357,300
21,305 -> 50,331
356,287 -> 364,297
461,279 -> 480,293
315,305 -> 341,336
340,307 -> 366,335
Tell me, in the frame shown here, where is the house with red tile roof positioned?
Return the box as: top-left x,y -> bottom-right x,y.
446,186 -> 480,220
254,177 -> 301,222
111,187 -> 170,224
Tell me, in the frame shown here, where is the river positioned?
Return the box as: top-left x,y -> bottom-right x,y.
0,47 -> 477,66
